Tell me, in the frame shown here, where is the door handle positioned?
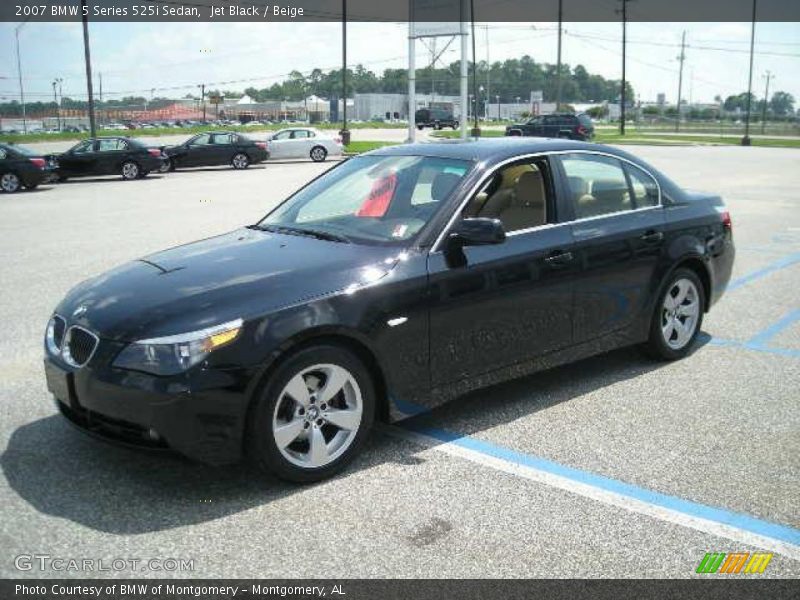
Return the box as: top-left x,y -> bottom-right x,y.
544,251 -> 574,266
640,230 -> 664,243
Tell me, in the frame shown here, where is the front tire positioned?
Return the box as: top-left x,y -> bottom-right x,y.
249,344 -> 376,483
158,158 -> 172,174
121,161 -> 139,180
310,146 -> 327,162
643,268 -> 705,361
1,172 -> 21,193
232,153 -> 249,169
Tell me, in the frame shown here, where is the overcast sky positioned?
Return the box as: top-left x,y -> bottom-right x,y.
1,21 -> 798,106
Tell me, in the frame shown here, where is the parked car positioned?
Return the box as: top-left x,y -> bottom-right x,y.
0,142 -> 58,193
52,137 -> 166,181
43,139 -> 734,482
266,128 -> 343,162
415,108 -> 459,130
159,131 -> 268,172
506,113 -> 595,140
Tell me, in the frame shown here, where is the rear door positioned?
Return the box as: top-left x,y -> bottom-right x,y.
209,132 -> 236,165
289,129 -> 313,157
95,138 -> 128,174
427,156 -> 577,387
553,151 -> 666,343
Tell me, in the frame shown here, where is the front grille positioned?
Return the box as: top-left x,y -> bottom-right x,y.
63,326 -> 98,367
52,316 -> 66,349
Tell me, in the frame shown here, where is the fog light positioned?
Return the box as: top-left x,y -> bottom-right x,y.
147,428 -> 160,441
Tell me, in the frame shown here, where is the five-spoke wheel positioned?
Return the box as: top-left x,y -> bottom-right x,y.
249,344 -> 375,482
644,268 -> 705,360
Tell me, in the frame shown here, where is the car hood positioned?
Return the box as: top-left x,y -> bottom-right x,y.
56,228 -> 402,341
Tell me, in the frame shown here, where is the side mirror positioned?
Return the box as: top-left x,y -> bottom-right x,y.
447,217 -> 506,248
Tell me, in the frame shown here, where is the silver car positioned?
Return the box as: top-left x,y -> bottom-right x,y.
266,128 -> 344,162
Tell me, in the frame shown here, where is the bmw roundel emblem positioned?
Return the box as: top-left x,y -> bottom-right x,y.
72,305 -> 88,318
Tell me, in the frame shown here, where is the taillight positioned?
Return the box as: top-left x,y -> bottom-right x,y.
29,158 -> 46,169
147,148 -> 161,157
721,210 -> 732,231
334,137 -> 342,144
577,125 -> 588,135
255,142 -> 267,150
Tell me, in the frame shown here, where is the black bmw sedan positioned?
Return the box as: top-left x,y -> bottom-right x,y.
159,131 -> 269,172
43,139 -> 735,482
0,142 -> 58,193
53,137 -> 166,182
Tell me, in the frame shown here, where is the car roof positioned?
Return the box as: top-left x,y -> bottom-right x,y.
368,138 -> 626,164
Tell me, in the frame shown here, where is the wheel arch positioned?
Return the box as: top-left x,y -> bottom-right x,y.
244,327 -> 391,446
660,255 -> 712,313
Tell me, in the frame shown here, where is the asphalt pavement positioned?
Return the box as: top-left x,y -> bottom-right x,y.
0,145 -> 798,578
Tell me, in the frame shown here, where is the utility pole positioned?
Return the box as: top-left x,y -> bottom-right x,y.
14,22 -> 27,134
81,0 -> 96,137
760,70 -> 774,134
675,30 -> 686,133
470,1 -> 480,136
742,0 -> 757,146
556,0 -> 563,111
98,72 -> 103,126
618,0 -> 629,135
52,80 -> 59,131
340,0 -> 350,144
484,24 -> 490,120
199,83 -> 206,121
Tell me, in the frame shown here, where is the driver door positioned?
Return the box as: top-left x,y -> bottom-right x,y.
182,133 -> 214,167
59,140 -> 97,176
427,156 -> 577,387
267,130 -> 293,159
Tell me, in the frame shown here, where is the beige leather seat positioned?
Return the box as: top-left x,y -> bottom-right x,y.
498,171 -> 547,231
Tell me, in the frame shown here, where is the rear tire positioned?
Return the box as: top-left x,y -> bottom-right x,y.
121,161 -> 139,180
642,268 -> 705,361
0,172 -> 21,193
248,344 -> 376,483
310,146 -> 327,162
232,153 -> 249,169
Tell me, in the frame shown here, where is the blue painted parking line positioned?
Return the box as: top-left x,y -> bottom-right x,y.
706,310 -> 800,358
746,309 -> 800,348
727,251 -> 800,291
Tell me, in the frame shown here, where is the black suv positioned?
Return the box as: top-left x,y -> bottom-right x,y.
506,113 -> 594,141
415,108 -> 459,130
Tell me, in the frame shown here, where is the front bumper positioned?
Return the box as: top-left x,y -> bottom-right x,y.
44,353 -> 253,465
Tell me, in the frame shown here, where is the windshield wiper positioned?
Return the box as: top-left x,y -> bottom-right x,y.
247,223 -> 350,243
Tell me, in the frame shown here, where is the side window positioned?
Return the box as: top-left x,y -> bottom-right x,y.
273,131 -> 291,140
466,161 -> 550,233
72,141 -> 93,154
292,130 -> 310,139
97,139 -> 122,152
212,133 -> 233,145
625,164 -> 660,207
561,153 -> 632,219
189,134 -> 211,146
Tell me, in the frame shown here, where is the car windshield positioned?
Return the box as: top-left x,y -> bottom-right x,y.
258,155 -> 472,245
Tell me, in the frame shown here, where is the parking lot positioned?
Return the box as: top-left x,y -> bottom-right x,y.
0,144 -> 798,578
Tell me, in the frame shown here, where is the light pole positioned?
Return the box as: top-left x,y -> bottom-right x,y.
742,0 -> 757,146
15,22 -> 28,134
52,79 -> 59,131
340,0 -> 350,144
496,94 -> 500,121
760,70 -> 774,135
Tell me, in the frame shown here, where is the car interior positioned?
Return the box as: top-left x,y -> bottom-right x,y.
465,161 -> 550,233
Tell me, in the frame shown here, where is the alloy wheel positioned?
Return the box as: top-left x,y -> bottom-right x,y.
310,147 -> 326,162
158,159 -> 171,173
1,172 -> 21,193
121,162 -> 139,180
271,363 -> 363,469
232,153 -> 249,169
661,278 -> 700,350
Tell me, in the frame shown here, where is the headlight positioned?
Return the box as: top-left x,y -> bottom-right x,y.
113,318 -> 243,376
